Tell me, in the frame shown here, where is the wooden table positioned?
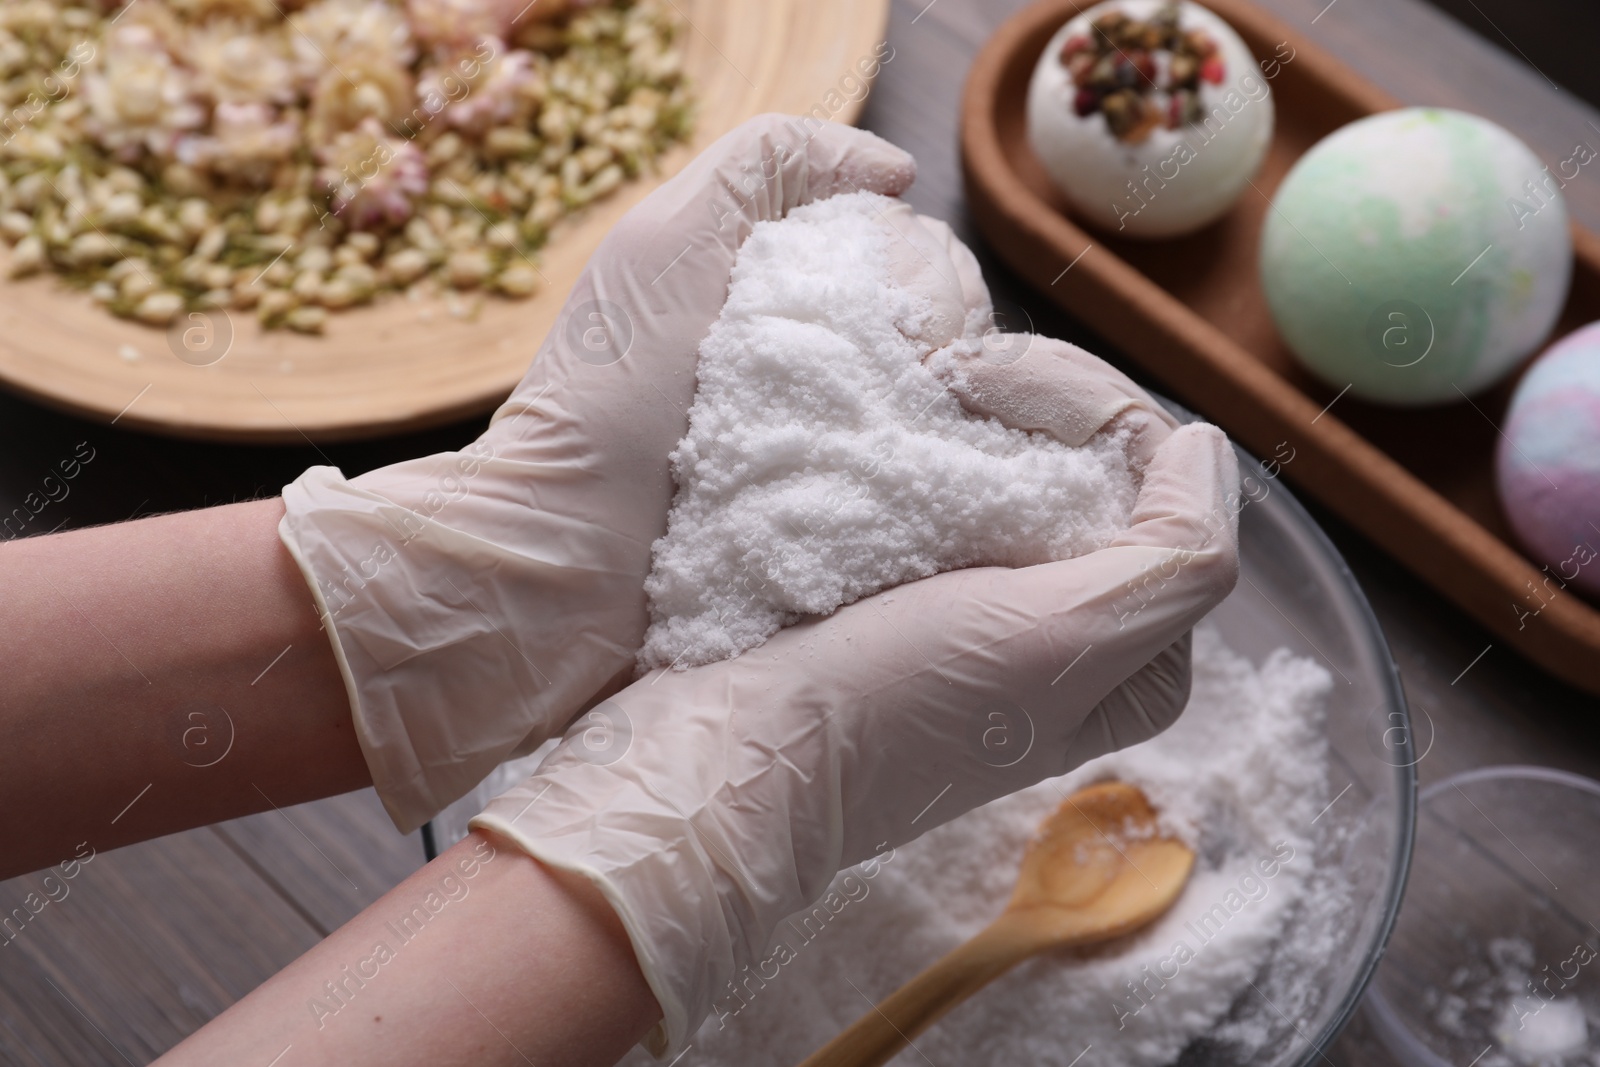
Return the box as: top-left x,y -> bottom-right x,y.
3,0 -> 1599,1063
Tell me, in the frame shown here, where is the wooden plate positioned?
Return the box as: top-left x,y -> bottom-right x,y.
961,0 -> 1600,695
0,0 -> 889,442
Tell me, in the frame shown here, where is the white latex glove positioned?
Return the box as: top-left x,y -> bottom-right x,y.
883,203 -> 1179,465
276,116 -> 919,832
471,418 -> 1241,1055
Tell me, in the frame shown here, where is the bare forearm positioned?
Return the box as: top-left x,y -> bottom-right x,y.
157,831 -> 661,1067
0,497 -> 368,878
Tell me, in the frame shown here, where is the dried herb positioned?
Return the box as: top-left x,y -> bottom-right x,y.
1058,3 -> 1224,144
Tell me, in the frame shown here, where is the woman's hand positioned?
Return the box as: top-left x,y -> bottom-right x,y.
277,115 -> 918,832
472,418 -> 1240,1054
276,109 -> 1202,843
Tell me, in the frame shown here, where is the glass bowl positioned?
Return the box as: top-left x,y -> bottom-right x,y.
1363,766 -> 1600,1067
425,426 -> 1417,1065
1190,434 -> 1416,1066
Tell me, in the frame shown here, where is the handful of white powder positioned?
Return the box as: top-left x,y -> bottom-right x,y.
639,192 -> 1142,670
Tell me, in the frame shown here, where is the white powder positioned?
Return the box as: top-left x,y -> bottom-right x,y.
1498,996 -> 1588,1064
639,192 -> 1140,671
1428,937 -> 1598,1066
617,626 -> 1339,1067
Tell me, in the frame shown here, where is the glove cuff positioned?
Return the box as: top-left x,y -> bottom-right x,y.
279,458 -> 645,831
470,793 -> 734,1058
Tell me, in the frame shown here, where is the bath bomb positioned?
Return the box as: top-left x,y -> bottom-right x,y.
1496,322 -> 1600,596
1260,108 -> 1573,406
1026,0 -> 1274,238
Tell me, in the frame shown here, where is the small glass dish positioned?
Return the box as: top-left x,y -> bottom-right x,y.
1363,766 -> 1600,1067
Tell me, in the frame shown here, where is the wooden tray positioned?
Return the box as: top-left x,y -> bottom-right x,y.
960,0 -> 1600,695
0,0 -> 888,442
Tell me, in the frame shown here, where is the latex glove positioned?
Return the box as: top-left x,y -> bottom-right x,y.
472,421 -> 1240,1055
276,116 -> 917,832
873,196 -> 1178,465
909,211 -> 1180,464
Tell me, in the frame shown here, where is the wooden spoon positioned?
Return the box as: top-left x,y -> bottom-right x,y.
797,781 -> 1195,1067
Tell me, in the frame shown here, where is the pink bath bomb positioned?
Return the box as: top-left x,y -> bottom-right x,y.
1496,322 -> 1600,596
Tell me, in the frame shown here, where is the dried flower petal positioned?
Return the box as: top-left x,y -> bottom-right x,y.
307,47 -> 415,145
176,102 -> 301,182
189,21 -> 296,104
407,0 -> 526,52
83,25 -> 205,160
1062,2 -> 1227,143
418,41 -> 541,133
290,0 -> 416,86
317,117 -> 430,230
0,0 -> 691,330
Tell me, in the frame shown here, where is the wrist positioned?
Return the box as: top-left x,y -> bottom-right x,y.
469,662 -> 862,1055
469,712 -> 743,1056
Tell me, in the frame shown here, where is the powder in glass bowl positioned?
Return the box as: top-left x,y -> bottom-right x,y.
616,625 -> 1343,1066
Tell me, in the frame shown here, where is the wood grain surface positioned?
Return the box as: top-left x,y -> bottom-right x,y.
4,1 -> 1600,1065
0,0 -> 890,442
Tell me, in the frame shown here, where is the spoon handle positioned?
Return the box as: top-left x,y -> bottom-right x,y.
795,914 -> 1040,1067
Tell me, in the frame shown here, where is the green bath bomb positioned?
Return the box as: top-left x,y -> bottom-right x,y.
1259,108 -> 1573,406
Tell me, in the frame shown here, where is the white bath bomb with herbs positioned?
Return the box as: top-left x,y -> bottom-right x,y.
1260,108 -> 1573,405
638,192 -> 1142,671
1027,0 -> 1274,238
